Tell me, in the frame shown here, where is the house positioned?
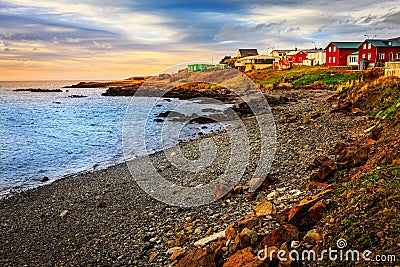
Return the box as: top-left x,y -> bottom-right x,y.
235,55 -> 275,71
286,50 -> 307,65
187,64 -> 215,72
358,39 -> 400,68
303,49 -> 326,65
325,42 -> 362,67
237,49 -> 258,58
215,64 -> 229,70
270,49 -> 292,59
273,59 -> 292,70
347,51 -> 359,69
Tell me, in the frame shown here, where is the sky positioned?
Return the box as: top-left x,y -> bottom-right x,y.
0,0 -> 399,80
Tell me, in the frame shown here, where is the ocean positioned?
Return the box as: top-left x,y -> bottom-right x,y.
0,81 -> 228,197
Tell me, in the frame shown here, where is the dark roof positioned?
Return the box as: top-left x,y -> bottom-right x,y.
325,42 -> 362,49
303,49 -> 326,53
238,49 -> 258,57
389,37 -> 400,41
365,39 -> 400,48
272,49 -> 292,53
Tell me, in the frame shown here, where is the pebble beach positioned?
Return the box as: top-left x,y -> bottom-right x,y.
0,89 -> 369,266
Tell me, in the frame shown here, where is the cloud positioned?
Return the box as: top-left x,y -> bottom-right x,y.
215,20 -> 288,43
0,0 -> 399,79
92,40 -> 112,50
380,10 -> 400,25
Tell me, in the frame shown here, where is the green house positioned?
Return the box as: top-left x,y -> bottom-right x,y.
188,64 -> 215,72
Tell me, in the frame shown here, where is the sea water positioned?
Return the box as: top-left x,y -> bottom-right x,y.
0,81 -> 228,197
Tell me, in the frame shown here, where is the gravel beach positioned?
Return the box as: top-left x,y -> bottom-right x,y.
0,89 -> 370,266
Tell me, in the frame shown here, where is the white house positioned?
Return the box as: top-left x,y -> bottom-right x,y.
303,49 -> 326,66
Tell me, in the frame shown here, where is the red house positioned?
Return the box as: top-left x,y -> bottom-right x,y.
325,42 -> 362,67
286,50 -> 307,65
358,39 -> 400,68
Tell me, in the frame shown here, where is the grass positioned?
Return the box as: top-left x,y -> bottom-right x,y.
247,66 -> 362,89
291,72 -> 361,88
326,164 -> 400,253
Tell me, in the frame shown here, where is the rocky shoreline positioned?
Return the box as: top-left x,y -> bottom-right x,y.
0,89 -> 371,266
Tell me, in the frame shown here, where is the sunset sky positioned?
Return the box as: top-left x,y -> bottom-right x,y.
1,0 -> 399,80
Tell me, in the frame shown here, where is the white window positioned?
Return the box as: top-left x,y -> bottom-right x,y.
333,57 -> 336,63
329,47 -> 331,52
379,53 -> 385,59
328,57 -> 331,63
363,43 -> 367,49
333,46 -> 336,52
368,43 -> 371,49
362,54 -> 366,59
368,53 -> 371,60
350,56 -> 357,63
397,53 -> 400,59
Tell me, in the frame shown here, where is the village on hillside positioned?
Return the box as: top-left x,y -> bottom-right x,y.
187,37 -> 400,78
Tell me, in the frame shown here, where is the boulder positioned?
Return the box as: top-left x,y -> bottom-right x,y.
310,156 -> 337,182
236,215 -> 261,233
232,227 -> 258,251
194,230 -> 225,247
170,247 -> 186,261
308,199 -> 328,222
288,190 -> 332,227
253,199 -> 276,216
337,145 -> 369,170
259,224 -> 299,248
274,208 -> 290,224
222,247 -> 263,267
303,229 -> 322,245
176,247 -> 216,267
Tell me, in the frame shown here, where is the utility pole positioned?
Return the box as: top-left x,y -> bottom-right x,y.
311,42 -> 317,50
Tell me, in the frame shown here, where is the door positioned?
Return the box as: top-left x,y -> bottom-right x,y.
389,53 -> 393,62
